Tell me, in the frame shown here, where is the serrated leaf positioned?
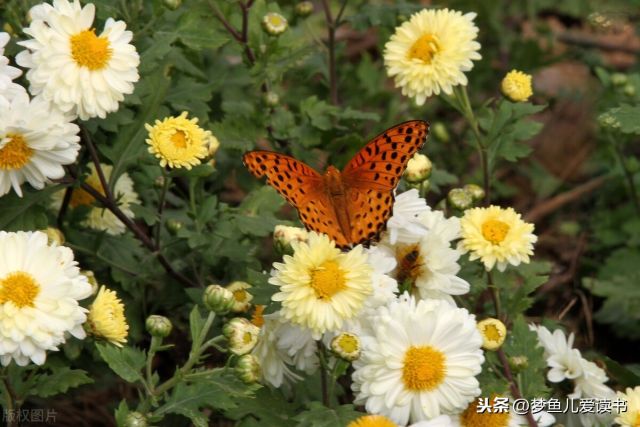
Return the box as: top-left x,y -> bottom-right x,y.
31,367 -> 93,398
606,104 -> 640,134
96,343 -> 146,383
0,185 -> 61,230
189,305 -> 205,343
293,403 -> 361,427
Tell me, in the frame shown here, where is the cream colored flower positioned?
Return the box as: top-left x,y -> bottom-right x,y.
384,8 -> 481,105
404,153 -> 432,183
87,286 -> 128,347
223,317 -> 260,356
262,12 -> 288,36
0,231 -> 92,366
145,112 -> 212,169
352,296 -> 484,425
477,318 -> 506,351
458,205 -> 536,271
615,386 -> 640,427
17,0 -> 140,119
0,32 -> 27,103
501,70 -> 533,102
270,232 -> 372,338
50,164 -> 139,235
225,281 -> 253,313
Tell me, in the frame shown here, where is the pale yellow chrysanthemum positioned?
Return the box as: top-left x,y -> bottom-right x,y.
615,386 -> 640,427
347,415 -> 396,427
458,205 -> 536,271
145,112 -> 212,169
501,70 -> 533,102
384,8 -> 482,105
270,232 -> 372,339
477,317 -> 506,351
87,285 -> 128,347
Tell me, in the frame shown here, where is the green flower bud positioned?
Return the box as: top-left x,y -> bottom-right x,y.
295,1 -> 314,17
236,354 -> 261,384
330,332 -> 361,361
611,73 -> 628,86
404,153 -> 432,183
262,12 -> 288,36
203,284 -> 235,314
432,122 -> 450,142
42,227 -> 65,246
145,315 -> 172,338
463,184 -> 485,202
264,91 -> 280,107
509,355 -> 529,373
163,0 -> 182,9
623,83 -> 636,97
598,112 -> 621,130
154,175 -> 166,189
124,412 -> 148,427
224,318 -> 260,355
447,188 -> 473,211
165,219 -> 183,234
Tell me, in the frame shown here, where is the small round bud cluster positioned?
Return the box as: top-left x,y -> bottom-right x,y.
203,284 -> 235,314
146,315 -> 173,338
447,188 -> 473,211
598,112 -> 621,130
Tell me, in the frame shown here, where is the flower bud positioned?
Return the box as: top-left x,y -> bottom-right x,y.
432,122 -> 450,142
165,219 -> 183,234
262,12 -> 288,36
42,227 -> 65,246
611,73 -> 628,86
587,12 -> 612,30
208,135 -> 220,158
124,412 -> 148,427
274,225 -> 309,256
203,284 -> 235,314
2,23 -> 14,35
295,1 -> 314,17
598,112 -> 621,130
226,281 -> 253,313
154,175 -> 166,189
623,84 -> 636,97
163,0 -> 182,10
404,153 -> 432,183
330,332 -> 361,361
501,70 -> 533,102
477,318 -> 507,351
236,354 -> 261,384
264,91 -> 280,107
145,315 -> 172,338
509,355 -> 529,373
463,183 -> 485,202
447,188 -> 473,211
224,318 -> 260,355
81,270 -> 100,295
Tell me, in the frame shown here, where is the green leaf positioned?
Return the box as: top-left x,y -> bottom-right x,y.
31,367 -> 93,398
189,305 -> 205,343
177,10 -> 231,50
0,185 -> 61,230
606,104 -> 640,134
293,403 -> 361,427
114,400 -> 130,427
225,387 -> 298,426
96,343 -> 146,383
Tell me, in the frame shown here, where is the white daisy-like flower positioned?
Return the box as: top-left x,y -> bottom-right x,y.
251,311 -> 317,387
16,0 -> 140,119
418,208 -> 461,244
0,231 -> 92,366
352,296 -> 484,425
364,245 -> 399,310
50,163 -> 139,235
0,91 -> 80,197
270,232 -> 372,338
458,205 -> 537,272
384,189 -> 430,245
384,8 -> 482,105
615,386 -> 640,427
0,32 -> 27,103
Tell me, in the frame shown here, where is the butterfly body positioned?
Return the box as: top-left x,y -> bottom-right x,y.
243,120 -> 429,248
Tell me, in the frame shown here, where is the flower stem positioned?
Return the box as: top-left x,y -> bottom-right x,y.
497,349 -> 538,427
154,169 -> 171,244
317,343 -> 331,407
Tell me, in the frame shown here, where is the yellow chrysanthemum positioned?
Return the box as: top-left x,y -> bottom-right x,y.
501,70 -> 533,102
384,8 -> 482,105
477,318 -> 507,351
145,112 -> 212,169
458,205 -> 537,272
348,415 -> 397,427
270,232 -> 372,339
615,386 -> 640,427
87,286 -> 128,347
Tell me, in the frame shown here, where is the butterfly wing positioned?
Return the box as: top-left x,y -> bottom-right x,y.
242,151 -> 350,247
341,120 -> 429,245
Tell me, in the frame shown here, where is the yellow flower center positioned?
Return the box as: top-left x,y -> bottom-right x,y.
482,324 -> 502,342
69,174 -> 105,208
481,219 -> 510,244
0,271 -> 40,308
402,345 -> 446,391
170,130 -> 188,149
336,334 -> 359,354
633,412 -> 640,427
347,415 -> 397,427
243,331 -> 253,344
251,305 -> 265,327
233,289 -> 248,302
459,397 -> 510,427
70,29 -> 112,70
395,244 -> 424,287
268,15 -> 285,27
310,260 -> 346,300
0,134 -> 33,171
407,33 -> 441,63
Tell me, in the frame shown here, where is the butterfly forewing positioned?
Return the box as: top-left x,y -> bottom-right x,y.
346,187 -> 395,246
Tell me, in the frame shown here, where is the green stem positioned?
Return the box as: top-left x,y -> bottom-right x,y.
155,170 -> 171,244
146,336 -> 162,392
487,271 -> 501,320
317,344 -> 331,407
610,140 -> 640,215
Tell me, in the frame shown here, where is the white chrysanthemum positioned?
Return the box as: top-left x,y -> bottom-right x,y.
0,91 -> 80,197
530,325 -> 614,400
0,32 -> 27,103
270,232 -> 372,338
0,231 -> 92,366
364,245 -> 398,309
418,208 -> 461,244
458,206 -> 537,272
384,189 -> 430,245
615,386 -> 640,427
384,8 -> 482,105
16,0 -> 140,119
251,311 -> 317,387
352,296 -> 484,425
50,163 -> 139,235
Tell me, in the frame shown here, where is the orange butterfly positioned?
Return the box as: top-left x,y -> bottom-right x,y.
243,120 -> 429,248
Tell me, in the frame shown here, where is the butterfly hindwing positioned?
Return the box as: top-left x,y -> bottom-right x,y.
342,120 -> 429,191
346,187 -> 394,246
